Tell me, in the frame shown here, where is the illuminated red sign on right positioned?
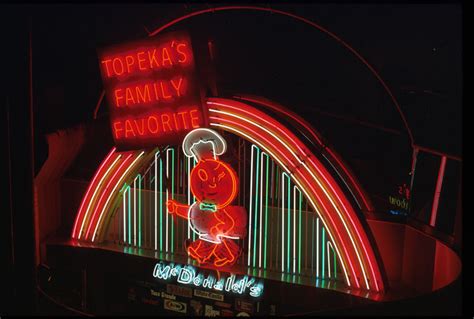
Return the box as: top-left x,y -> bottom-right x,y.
98,31 -> 206,150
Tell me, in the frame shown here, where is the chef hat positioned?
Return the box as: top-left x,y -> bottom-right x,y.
182,128 -> 227,161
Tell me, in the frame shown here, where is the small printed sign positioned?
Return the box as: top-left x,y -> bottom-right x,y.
167,284 -> 192,298
163,299 -> 187,314
194,289 -> 224,301
235,299 -> 254,313
190,299 -> 204,316
204,304 -> 220,317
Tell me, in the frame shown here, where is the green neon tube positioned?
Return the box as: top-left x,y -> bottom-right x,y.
138,174 -> 142,247
253,146 -> 260,267
298,188 -> 302,273
171,148 -> 175,253
287,175 -> 291,273
192,157 -> 197,241
127,185 -> 131,245
160,158 -> 163,251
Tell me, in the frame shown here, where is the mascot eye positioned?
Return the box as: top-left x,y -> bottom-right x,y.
198,169 -> 208,181
217,172 -> 226,181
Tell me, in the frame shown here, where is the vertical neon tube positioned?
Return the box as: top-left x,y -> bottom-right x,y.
327,242 -> 332,278
248,145 -> 255,266
187,156 -> 191,239
287,174 -> 290,273
133,178 -> 137,246
138,175 -> 142,248
128,185 -> 131,245
123,185 -> 127,243
297,187 -> 302,273
316,217 -> 320,278
253,146 -> 260,268
281,172 -> 285,273
259,152 -> 265,268
160,158 -> 163,251
311,216 -> 314,274
293,186 -> 296,273
166,150 -> 170,252
328,241 -> 336,279
170,148 -> 175,253
154,152 -> 158,250
264,154 -> 269,270
193,157 -> 197,241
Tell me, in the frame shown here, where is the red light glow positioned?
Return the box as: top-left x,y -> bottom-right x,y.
98,31 -> 205,150
111,106 -> 203,148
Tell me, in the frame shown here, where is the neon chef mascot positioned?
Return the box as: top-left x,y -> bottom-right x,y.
166,128 -> 247,267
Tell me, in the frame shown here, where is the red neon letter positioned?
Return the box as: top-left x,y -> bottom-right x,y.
153,82 -> 161,101
189,109 -> 201,128
161,113 -> 172,132
125,87 -> 136,106
124,119 -> 135,138
176,43 -> 188,63
170,77 -> 184,97
148,49 -> 160,68
133,119 -> 145,135
114,88 -> 124,107
125,55 -> 135,74
148,115 -> 160,134
160,81 -> 172,100
161,47 -> 173,66
101,59 -> 113,77
178,111 -> 190,129
135,85 -> 151,104
112,57 -> 125,76
113,121 -> 123,139
137,51 -> 147,71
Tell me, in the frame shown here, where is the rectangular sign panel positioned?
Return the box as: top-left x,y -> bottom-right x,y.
98,31 -> 206,150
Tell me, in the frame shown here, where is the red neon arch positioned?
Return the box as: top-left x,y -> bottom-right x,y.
72,96 -> 386,292
207,97 -> 384,292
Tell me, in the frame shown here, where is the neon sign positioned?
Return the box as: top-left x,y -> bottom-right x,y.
152,261 -> 264,298
167,128 -> 247,267
98,31 -> 206,150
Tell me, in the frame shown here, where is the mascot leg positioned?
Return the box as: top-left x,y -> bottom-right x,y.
187,239 -> 215,264
213,239 -> 240,267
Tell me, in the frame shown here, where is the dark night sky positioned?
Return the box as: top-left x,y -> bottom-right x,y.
27,4 -> 462,151
4,3 -> 463,204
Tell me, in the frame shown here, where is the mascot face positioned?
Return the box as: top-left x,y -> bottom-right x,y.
190,158 -> 238,208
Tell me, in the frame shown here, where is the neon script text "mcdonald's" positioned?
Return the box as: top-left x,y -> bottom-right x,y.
152,261 -> 264,298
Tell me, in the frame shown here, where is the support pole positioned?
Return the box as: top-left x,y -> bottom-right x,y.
430,156 -> 447,227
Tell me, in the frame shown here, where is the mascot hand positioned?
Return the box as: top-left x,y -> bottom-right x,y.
166,200 -> 177,214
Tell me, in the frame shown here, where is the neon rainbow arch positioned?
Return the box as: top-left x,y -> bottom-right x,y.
72,96 -> 385,293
